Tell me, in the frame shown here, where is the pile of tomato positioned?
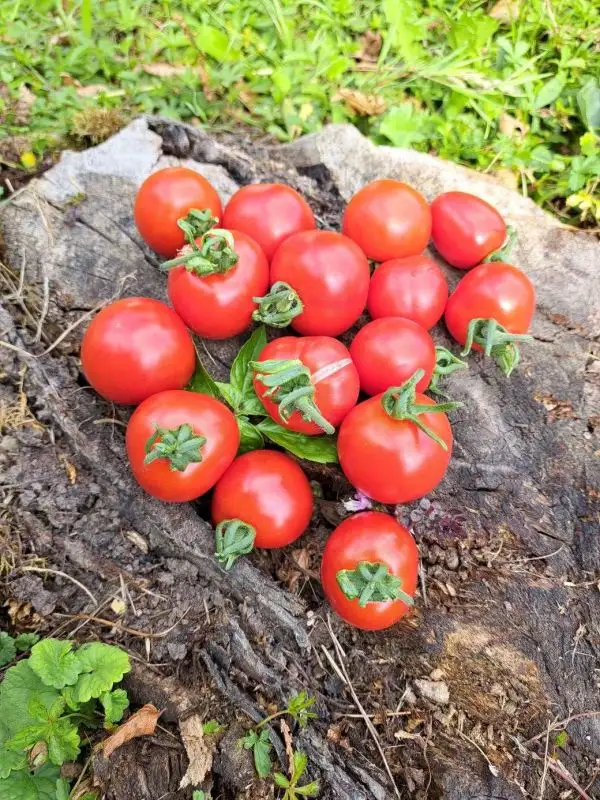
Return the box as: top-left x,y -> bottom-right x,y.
80,166 -> 535,631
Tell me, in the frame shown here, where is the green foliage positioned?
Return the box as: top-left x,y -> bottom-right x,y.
0,638 -> 131,798
241,728 -> 273,778
0,0 -> 598,224
202,720 -> 225,736
285,691 -> 317,729
274,750 -> 320,798
0,631 -> 39,666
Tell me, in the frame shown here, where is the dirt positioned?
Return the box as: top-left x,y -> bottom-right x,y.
0,117 -> 599,800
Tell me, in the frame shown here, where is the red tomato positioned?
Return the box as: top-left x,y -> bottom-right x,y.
222,183 -> 316,262
253,336 -> 359,436
81,297 -> 195,406
167,229 -> 269,339
444,262 -> 535,375
367,255 -> 448,329
254,230 -> 370,336
350,318 -> 435,396
431,191 -> 507,269
126,390 -> 239,502
321,511 -> 418,630
134,167 -> 222,258
211,450 -> 314,568
342,179 -> 431,262
338,372 -> 453,504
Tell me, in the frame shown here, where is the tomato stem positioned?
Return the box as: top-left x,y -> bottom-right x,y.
251,358 -> 335,435
429,346 -> 468,397
177,208 -> 218,247
160,228 -> 239,276
144,423 -> 206,472
485,225 -> 517,263
214,519 -> 256,570
381,370 -> 461,450
461,318 -> 533,376
252,281 -> 304,327
336,561 -> 414,608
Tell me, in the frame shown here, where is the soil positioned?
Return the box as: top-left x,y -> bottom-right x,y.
0,117 -> 599,800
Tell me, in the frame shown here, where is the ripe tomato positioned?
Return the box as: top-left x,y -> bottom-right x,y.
126,390 -> 239,502
253,230 -> 370,336
166,229 -> 269,339
444,262 -> 535,375
253,336 -> 359,436
342,179 -> 431,262
431,191 -> 507,269
338,371 -> 454,504
211,450 -> 314,568
222,183 -> 316,262
134,167 -> 222,258
350,317 -> 436,396
321,511 -> 418,630
81,297 -> 195,406
368,255 -> 448,329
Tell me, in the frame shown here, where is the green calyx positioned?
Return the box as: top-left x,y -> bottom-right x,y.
381,369 -> 461,450
178,208 -> 218,245
160,228 -> 239,276
144,423 -> 206,472
251,358 -> 335,435
215,519 -> 256,570
252,281 -> 304,327
429,346 -> 468,397
461,318 -> 533,377
484,224 -> 517,263
336,561 -> 414,608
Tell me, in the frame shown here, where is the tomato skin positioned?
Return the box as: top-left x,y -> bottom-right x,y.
167,230 -> 269,339
81,297 -> 196,406
253,336 -> 360,435
342,179 -> 431,262
350,318 -> 435,396
134,167 -> 222,258
368,255 -> 448,329
321,512 -> 418,630
270,230 -> 370,336
212,450 -> 313,549
126,390 -> 239,502
222,183 -> 316,262
444,262 -> 535,349
431,192 -> 506,269
338,394 -> 452,504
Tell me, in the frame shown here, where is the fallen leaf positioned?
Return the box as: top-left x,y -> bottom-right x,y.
499,113 -> 528,138
60,73 -> 81,87
103,704 -> 161,757
125,530 -> 149,554
15,85 -> 36,124
76,84 -> 108,98
280,719 -> 294,777
142,63 -> 188,77
49,31 -> 71,46
489,0 -> 521,22
335,88 -> 387,116
59,455 -> 77,484
178,714 -> 213,789
110,598 -> 127,616
355,31 -> 382,65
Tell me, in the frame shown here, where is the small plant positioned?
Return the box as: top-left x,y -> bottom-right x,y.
275,750 -> 319,798
0,631 -> 40,666
0,637 -> 131,798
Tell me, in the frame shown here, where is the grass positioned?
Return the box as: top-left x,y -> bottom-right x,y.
0,0 -> 599,224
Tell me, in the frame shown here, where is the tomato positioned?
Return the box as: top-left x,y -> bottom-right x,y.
126,390 -> 239,502
253,336 -> 359,436
166,229 -> 269,339
222,183 -> 316,262
444,262 -> 535,375
321,511 -> 418,630
134,167 -> 222,258
211,450 -> 314,568
342,179 -> 431,262
368,255 -> 448,330
253,230 -> 370,336
338,371 -> 454,504
81,297 -> 195,406
350,317 -> 435,396
431,191 -> 507,269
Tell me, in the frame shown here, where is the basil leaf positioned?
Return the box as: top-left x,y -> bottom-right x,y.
237,418 -> 264,454
257,419 -> 338,464
238,389 -> 267,417
230,326 -> 267,404
188,351 -> 222,399
215,381 -> 242,411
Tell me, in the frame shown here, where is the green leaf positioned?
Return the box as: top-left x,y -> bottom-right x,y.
215,381 -> 242,411
230,326 -> 267,410
274,772 -> 290,788
55,778 -> 70,800
14,635 -> 40,654
382,0 -> 425,63
0,633 -> 16,667
297,779 -> 320,796
533,74 -> 566,109
202,720 -> 224,736
287,692 -> 317,728
0,763 -> 61,800
379,106 -> 427,148
0,661 -> 60,737
0,747 -> 27,779
28,640 -> 81,690
253,729 -> 272,778
448,13 -> 497,56
8,714 -> 80,767
577,77 -> 600,131
69,643 -> 131,703
292,749 -> 308,780
188,354 -> 222,399
554,730 -> 568,749
100,689 -> 129,725
192,792 -> 206,800
237,418 -> 264,454
580,132 -> 598,157
195,25 -> 239,62
257,419 -> 338,464
80,0 -> 92,37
